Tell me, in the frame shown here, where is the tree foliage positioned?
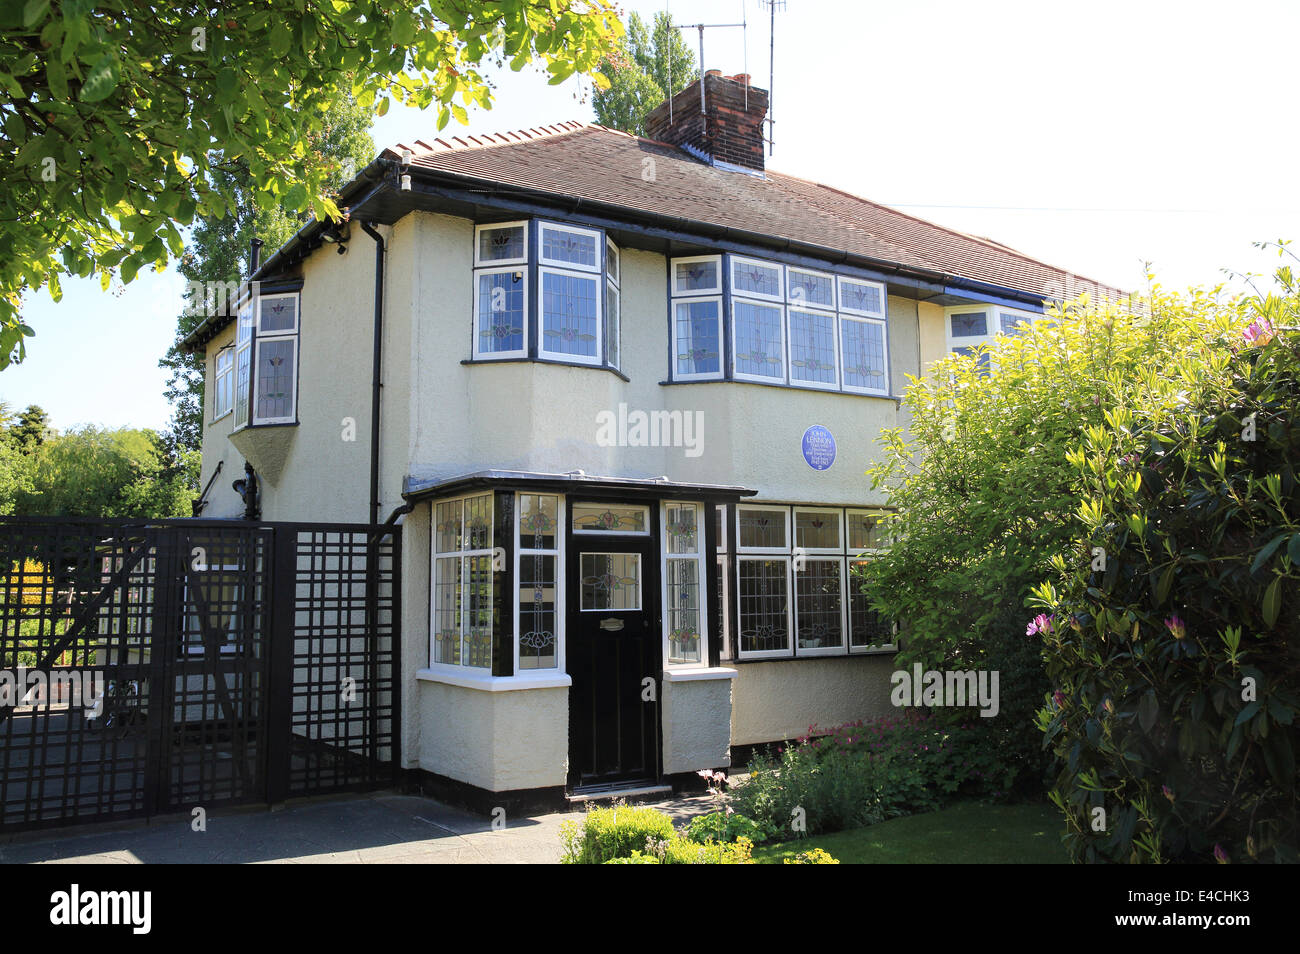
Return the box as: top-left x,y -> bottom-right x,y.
4,424 -> 197,518
592,11 -> 695,136
0,0 -> 622,367
1031,260 -> 1300,863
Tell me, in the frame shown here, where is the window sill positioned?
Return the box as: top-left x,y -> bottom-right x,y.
662,666 -> 738,682
232,420 -> 300,433
462,356 -> 629,382
727,649 -> 898,664
416,667 -> 572,692
659,378 -> 901,403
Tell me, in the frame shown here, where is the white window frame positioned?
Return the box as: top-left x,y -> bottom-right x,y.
786,265 -> 838,311
661,501 -> 709,669
837,276 -> 887,318
538,265 -> 603,366
944,305 -> 995,355
579,551 -> 643,613
538,221 -> 603,273
474,220 -> 529,267
735,553 -> 793,659
249,291 -> 297,426
605,237 -> 620,370
571,502 -> 651,536
514,492 -> 566,674
793,506 -> 845,555
212,346 -> 234,422
232,300 -> 254,430
735,505 -> 791,554
731,298 -> 787,384
472,265 -> 529,360
786,305 -> 841,391
839,314 -> 891,396
793,556 -> 847,656
671,254 -> 723,296
996,307 -> 1037,336
429,491 -> 496,671
847,556 -> 899,654
672,295 -> 724,382
730,254 -> 784,302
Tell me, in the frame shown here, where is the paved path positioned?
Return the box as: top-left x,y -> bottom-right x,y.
0,791 -> 718,865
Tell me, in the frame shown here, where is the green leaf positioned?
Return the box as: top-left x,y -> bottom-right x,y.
1235,701 -> 1261,727
1288,533 -> 1300,566
46,57 -> 68,102
79,54 -> 119,103
1251,532 -> 1289,574
1138,690 -> 1159,732
1262,577 -> 1281,628
22,0 -> 51,29
1154,563 -> 1175,605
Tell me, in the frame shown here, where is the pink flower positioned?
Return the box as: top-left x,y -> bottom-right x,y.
1243,318 -> 1274,346
1164,615 -> 1187,640
1162,785 -> 1174,802
1026,614 -> 1052,636
1053,690 -> 1068,708
1213,844 -> 1229,864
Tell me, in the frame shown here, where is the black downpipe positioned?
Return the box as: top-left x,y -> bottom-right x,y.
361,222 -> 385,525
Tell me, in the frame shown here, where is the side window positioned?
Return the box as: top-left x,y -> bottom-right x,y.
473,223 -> 528,360
212,347 -> 234,421
252,293 -> 299,424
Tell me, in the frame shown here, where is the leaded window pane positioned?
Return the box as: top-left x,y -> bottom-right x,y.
541,271 -> 599,359
463,493 -> 493,551
464,554 -> 494,668
433,556 -> 462,665
259,296 -> 297,333
732,258 -> 782,298
478,224 -> 525,263
839,278 -> 884,316
580,553 -> 641,611
849,560 -> 894,649
794,510 -> 840,550
738,558 -> 789,654
733,300 -> 784,379
950,311 -> 988,337
738,508 -> 786,549
435,500 -> 463,553
674,258 -> 719,294
787,269 -> 835,309
540,225 -> 598,269
841,318 -> 887,391
847,511 -> 887,551
519,553 -> 557,670
606,279 -> 620,368
519,494 -> 559,550
667,559 -> 702,664
789,309 -> 837,386
477,272 -> 525,353
675,299 -> 721,376
572,503 -> 648,534
255,338 -> 295,420
795,560 -> 843,650
665,502 -> 700,555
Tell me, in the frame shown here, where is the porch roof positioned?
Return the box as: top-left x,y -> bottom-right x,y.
402,469 -> 757,502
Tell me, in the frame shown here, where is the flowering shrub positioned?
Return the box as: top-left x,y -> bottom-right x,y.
784,848 -> 839,864
1030,261 -> 1300,863
559,804 -> 676,864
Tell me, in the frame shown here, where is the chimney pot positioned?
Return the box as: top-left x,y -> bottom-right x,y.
706,69 -> 722,77
643,71 -> 770,173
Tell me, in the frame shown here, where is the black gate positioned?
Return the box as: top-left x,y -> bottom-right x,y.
0,517 -> 399,833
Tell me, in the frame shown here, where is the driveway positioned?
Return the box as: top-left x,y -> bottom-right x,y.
0,791 -> 717,865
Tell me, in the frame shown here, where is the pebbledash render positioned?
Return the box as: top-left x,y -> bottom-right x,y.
180,72 -> 1123,811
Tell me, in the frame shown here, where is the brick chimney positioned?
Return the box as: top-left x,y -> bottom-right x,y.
644,71 -> 769,173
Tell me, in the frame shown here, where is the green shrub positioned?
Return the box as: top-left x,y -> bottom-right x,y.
559,804 -> 677,865
1031,263 -> 1300,863
682,810 -> 774,846
862,287 -> 1236,798
661,835 -> 754,864
784,848 -> 840,864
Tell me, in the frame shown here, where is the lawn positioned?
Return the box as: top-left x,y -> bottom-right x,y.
753,802 -> 1068,864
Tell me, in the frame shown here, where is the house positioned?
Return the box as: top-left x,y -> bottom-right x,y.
180,71 -> 1123,812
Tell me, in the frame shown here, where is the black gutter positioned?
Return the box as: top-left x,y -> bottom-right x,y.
360,221 -> 386,526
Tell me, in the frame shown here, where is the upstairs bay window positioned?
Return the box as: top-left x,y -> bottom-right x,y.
212,347 -> 234,421
669,253 -> 890,395
471,220 -> 618,371
231,289 -> 300,429
944,304 -> 1039,369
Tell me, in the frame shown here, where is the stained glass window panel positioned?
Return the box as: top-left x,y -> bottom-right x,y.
675,299 -> 721,376
732,258 -> 782,299
572,504 -> 648,534
540,224 -> 599,269
794,510 -> 841,550
839,278 -> 884,316
606,279 -> 620,368
463,493 -> 493,551
950,311 -> 989,338
841,318 -> 887,392
434,500 -> 463,553
433,556 -> 462,665
664,502 -> 700,555
849,560 -> 895,649
258,295 -> 297,333
518,553 -> 557,669
478,224 -> 526,263
795,560 -> 844,651
519,494 -> 559,550
738,508 -> 787,550
733,300 -> 784,380
674,258 -> 720,294
254,338 -> 296,421
788,309 -> 837,386
580,553 -> 641,611
666,559 -> 702,663
541,270 -> 599,359
737,558 -> 789,654
847,511 -> 888,551
476,272 -> 525,354
787,268 -> 835,309
464,554 -> 494,668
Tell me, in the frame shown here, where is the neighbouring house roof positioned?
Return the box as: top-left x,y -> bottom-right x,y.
385,121 -> 1126,303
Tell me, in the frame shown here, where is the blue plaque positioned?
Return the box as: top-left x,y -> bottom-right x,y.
801,425 -> 836,471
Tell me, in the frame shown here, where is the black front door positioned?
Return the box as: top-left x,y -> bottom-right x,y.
567,528 -> 660,789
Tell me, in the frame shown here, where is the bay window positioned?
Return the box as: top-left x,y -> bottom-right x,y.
733,504 -> 897,660
212,347 -> 234,421
668,252 -> 890,395
231,288 -> 300,429
432,493 -> 495,669
944,304 -> 1038,369
516,493 -> 560,671
663,501 -> 708,666
470,219 -> 619,371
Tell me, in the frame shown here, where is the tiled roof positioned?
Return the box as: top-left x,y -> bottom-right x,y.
385,122 -> 1125,302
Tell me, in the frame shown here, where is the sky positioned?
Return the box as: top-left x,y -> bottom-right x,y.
5,0 -> 1298,432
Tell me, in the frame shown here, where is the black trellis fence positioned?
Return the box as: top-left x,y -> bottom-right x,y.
0,517 -> 399,833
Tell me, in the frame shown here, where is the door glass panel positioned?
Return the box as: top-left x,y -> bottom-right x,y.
580,552 -> 642,611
